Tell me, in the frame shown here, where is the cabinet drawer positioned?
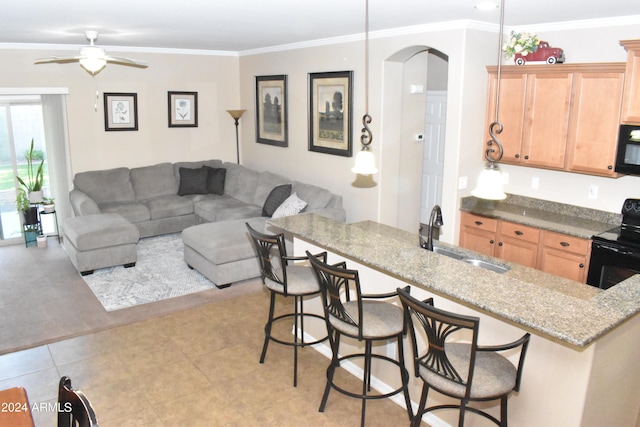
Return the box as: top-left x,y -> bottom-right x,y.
499,221 -> 540,244
542,231 -> 590,256
461,212 -> 497,233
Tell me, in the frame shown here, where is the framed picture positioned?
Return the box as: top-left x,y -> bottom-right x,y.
255,75 -> 288,147
104,93 -> 138,131
308,71 -> 353,157
168,91 -> 198,127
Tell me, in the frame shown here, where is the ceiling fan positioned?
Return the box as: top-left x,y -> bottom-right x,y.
34,31 -> 148,75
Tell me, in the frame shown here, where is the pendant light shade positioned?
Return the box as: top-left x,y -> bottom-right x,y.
351,148 -> 378,174
471,162 -> 506,200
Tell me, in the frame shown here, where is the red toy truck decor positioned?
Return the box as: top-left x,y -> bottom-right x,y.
514,41 -> 565,65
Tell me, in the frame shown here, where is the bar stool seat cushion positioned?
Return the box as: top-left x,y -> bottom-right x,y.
330,300 -> 404,338
419,342 -> 517,399
264,264 -> 319,295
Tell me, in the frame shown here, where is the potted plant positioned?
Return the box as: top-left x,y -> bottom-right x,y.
502,31 -> 540,62
16,187 -> 39,226
15,138 -> 45,203
42,197 -> 55,213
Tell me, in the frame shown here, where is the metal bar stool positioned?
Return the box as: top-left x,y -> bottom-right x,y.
307,252 -> 413,427
246,223 -> 328,387
397,287 -> 530,427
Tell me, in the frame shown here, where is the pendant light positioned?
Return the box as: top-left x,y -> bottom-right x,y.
351,0 -> 378,175
472,0 -> 507,200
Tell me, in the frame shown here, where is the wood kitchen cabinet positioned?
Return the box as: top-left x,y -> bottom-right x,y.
459,212 -> 538,268
485,63 -> 625,177
521,72 -> 573,169
495,220 -> 539,268
620,39 -> 640,124
539,231 -> 591,283
459,212 -> 497,257
485,73 -> 527,163
566,71 -> 625,176
459,212 -> 591,283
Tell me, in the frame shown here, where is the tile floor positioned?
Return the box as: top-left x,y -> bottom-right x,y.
0,288 -> 422,426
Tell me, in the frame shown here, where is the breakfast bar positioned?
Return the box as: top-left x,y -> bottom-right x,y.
269,213 -> 640,427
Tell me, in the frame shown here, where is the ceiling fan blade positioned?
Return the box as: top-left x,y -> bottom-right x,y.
104,55 -> 148,68
34,56 -> 83,65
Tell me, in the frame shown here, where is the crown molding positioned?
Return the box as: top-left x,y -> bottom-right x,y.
0,42 -> 238,57
2,15 -> 639,57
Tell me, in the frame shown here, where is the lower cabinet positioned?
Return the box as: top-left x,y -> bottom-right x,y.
538,231 -> 592,283
459,212 -> 591,283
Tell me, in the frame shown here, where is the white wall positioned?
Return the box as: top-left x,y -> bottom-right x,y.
0,48 -> 241,173
238,26 -> 492,229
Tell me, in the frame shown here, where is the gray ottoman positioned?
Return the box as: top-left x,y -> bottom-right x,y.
182,218 -> 263,288
64,213 -> 140,275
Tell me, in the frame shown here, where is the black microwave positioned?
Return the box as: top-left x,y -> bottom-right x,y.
615,124 -> 640,175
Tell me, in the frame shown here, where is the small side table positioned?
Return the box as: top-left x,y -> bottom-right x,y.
39,209 -> 60,244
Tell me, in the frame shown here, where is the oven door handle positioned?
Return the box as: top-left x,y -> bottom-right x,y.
597,243 -> 637,256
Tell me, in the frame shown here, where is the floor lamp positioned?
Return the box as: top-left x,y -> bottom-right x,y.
226,109 -> 246,164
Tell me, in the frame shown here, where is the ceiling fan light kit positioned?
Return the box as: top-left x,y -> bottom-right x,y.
34,31 -> 148,75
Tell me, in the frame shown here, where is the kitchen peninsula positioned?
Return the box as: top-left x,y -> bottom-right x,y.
269,213 -> 640,427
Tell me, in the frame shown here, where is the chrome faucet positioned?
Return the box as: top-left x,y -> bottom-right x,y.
420,205 -> 443,251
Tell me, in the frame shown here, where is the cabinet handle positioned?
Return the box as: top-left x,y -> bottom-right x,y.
524,155 -> 530,160
579,263 -> 585,269
475,221 -> 483,226
560,242 -> 570,247
498,242 -> 503,246
490,240 -> 495,244
515,230 -> 524,236
515,154 -> 520,159
607,165 -> 613,170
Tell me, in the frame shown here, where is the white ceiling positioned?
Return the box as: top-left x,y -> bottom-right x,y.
2,0 -> 640,53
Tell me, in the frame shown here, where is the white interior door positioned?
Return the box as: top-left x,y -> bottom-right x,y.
420,91 -> 446,223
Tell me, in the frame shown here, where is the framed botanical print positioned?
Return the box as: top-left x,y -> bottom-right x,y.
308,71 -> 353,157
104,93 -> 138,131
168,91 -> 198,127
255,75 -> 288,147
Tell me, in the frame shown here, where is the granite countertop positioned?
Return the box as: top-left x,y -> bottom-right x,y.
269,213 -> 640,350
460,195 -> 621,238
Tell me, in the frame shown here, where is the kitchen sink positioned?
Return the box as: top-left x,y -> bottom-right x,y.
463,258 -> 510,274
431,245 -> 510,274
432,246 -> 464,260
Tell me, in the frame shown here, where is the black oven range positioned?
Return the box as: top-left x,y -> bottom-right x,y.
587,199 -> 640,289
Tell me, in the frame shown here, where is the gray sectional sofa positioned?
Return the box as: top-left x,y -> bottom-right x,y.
69,159 -> 345,236
66,159 -> 345,284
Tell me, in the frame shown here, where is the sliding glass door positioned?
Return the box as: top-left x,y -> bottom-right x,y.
0,96 -> 50,244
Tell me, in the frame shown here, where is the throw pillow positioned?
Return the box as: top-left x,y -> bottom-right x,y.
177,167 -> 208,195
271,192 -> 307,218
262,184 -> 292,217
204,166 -> 226,195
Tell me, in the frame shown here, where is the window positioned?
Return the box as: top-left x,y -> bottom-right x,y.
0,96 -> 52,243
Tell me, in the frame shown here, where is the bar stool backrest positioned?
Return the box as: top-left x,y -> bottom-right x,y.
397,287 -> 480,399
57,376 -> 98,427
307,253 -> 365,340
246,223 -> 288,290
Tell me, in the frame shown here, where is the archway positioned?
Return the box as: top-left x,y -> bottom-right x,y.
378,46 -> 449,233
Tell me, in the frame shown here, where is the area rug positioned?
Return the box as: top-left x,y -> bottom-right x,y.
82,233 -> 216,311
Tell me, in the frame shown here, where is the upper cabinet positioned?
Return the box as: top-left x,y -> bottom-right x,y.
620,40 -> 640,124
485,63 -> 625,177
